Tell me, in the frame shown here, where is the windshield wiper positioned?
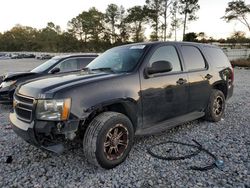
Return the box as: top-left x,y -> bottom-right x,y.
90,67 -> 115,73
81,67 -> 90,72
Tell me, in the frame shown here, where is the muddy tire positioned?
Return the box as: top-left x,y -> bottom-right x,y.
83,112 -> 134,169
204,89 -> 225,122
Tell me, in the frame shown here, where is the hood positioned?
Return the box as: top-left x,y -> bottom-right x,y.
2,72 -> 37,81
17,71 -> 121,98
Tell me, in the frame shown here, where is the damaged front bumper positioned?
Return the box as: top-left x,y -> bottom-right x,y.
9,112 -> 80,154
0,86 -> 15,104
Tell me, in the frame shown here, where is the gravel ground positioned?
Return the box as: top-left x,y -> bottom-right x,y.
0,59 -> 45,74
0,60 -> 249,187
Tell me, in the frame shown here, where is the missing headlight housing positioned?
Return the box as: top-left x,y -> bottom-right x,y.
0,80 -> 16,88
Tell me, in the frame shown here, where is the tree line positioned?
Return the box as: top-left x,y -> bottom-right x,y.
0,0 -> 249,52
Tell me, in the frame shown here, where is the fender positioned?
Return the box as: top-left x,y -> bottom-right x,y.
81,97 -> 141,129
52,72 -> 142,128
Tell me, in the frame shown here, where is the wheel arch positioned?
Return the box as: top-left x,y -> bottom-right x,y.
212,81 -> 228,99
81,98 -> 138,133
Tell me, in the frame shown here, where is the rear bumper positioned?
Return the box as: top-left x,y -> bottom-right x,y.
226,84 -> 234,100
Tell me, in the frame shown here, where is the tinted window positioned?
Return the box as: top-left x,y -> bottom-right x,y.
181,46 -> 206,71
204,47 -> 231,68
87,45 -> 146,72
55,58 -> 78,72
78,58 -> 94,69
31,58 -> 59,73
149,45 -> 182,72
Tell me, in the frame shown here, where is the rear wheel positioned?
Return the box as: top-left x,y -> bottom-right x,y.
204,89 -> 225,122
83,112 -> 134,169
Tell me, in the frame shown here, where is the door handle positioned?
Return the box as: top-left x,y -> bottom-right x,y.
176,78 -> 187,85
205,74 -> 213,80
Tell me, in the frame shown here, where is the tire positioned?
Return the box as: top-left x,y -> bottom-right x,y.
204,89 -> 225,122
83,112 -> 134,169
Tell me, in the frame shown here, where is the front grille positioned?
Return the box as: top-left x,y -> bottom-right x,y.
14,94 -> 35,122
16,107 -> 32,120
15,94 -> 34,104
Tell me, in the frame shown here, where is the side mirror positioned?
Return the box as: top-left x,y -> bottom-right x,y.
146,61 -> 173,75
51,67 -> 60,74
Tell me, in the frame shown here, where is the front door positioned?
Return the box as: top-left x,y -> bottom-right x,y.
140,44 -> 189,128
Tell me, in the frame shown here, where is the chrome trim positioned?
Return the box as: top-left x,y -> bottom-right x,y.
16,93 -> 35,102
14,93 -> 35,122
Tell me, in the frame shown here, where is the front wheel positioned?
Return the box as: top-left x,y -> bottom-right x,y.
204,89 -> 226,122
83,112 -> 134,169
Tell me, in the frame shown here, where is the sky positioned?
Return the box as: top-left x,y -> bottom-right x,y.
0,0 -> 249,40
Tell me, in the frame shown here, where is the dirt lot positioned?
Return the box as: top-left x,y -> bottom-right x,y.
0,59 -> 249,187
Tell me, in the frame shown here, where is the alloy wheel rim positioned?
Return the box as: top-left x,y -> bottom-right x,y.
104,124 -> 129,161
213,96 -> 223,116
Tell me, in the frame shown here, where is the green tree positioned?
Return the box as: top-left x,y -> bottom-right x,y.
36,22 -> 61,52
162,0 -> 174,41
178,0 -> 200,41
197,32 -> 207,42
47,22 -> 61,34
68,8 -> 104,44
57,32 -> 80,52
88,7 -> 105,42
223,0 -> 250,32
183,32 -> 198,41
227,31 -> 248,43
170,0 -> 182,41
105,4 -> 120,43
0,25 -> 38,51
68,11 -> 92,42
126,6 -> 147,42
145,0 -> 164,40
116,6 -> 129,43
146,0 -> 177,41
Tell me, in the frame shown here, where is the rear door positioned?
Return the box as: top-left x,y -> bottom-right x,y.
179,45 -> 212,112
203,46 -> 234,99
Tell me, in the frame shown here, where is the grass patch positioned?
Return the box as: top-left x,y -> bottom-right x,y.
231,59 -> 250,67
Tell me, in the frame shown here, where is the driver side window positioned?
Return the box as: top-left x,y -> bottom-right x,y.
54,58 -> 78,72
149,46 -> 182,72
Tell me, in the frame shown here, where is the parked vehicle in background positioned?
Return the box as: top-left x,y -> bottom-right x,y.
36,54 -> 54,60
10,42 -> 234,169
0,53 -> 11,60
0,53 -> 6,57
0,54 -> 98,103
22,54 -> 36,58
11,53 -> 23,59
10,53 -> 36,59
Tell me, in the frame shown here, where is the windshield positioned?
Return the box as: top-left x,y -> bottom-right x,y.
87,45 -> 147,73
31,58 -> 59,73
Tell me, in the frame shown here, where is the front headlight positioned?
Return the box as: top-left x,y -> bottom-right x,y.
36,98 -> 71,121
0,80 -> 16,88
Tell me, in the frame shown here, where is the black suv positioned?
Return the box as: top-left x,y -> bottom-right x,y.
10,42 -> 234,169
0,54 -> 97,103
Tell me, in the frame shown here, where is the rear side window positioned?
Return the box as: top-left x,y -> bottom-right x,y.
55,58 -> 78,72
203,47 -> 231,68
149,45 -> 182,72
78,58 -> 94,69
181,46 -> 206,71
